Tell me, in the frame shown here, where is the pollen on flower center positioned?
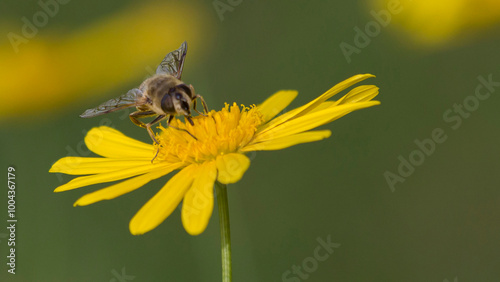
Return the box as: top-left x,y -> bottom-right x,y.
155,103 -> 264,164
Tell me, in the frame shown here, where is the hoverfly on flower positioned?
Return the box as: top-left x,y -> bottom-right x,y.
80,41 -> 208,145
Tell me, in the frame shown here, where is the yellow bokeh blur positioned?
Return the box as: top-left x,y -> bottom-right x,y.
0,1 -> 212,121
369,0 -> 500,47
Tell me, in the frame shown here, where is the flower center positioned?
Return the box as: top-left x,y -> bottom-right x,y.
155,103 -> 263,164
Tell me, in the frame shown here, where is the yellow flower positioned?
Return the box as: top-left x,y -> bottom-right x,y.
369,0 -> 500,47
50,74 -> 380,235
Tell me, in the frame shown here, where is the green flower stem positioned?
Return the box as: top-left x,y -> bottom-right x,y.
216,181 -> 232,282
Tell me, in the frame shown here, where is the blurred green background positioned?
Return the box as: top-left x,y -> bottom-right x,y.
1,0 -> 500,281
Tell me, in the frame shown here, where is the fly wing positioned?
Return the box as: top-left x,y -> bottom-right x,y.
156,41 -> 187,79
80,88 -> 143,118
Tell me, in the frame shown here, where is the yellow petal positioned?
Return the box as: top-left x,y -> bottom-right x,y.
54,162 -> 180,192
49,157 -> 152,175
259,74 -> 375,133
216,153 -> 250,184
253,101 -> 380,143
181,162 -> 217,235
74,165 -> 179,206
85,126 -> 154,158
333,85 -> 379,106
305,85 -> 377,115
129,164 -> 199,235
241,130 -> 331,152
311,86 -> 380,125
308,101 -> 336,113
257,90 -> 298,123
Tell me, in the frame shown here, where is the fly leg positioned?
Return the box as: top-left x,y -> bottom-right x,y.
193,94 -> 209,116
167,115 -> 198,141
130,111 -> 166,162
129,111 -> 161,143
146,115 -> 168,162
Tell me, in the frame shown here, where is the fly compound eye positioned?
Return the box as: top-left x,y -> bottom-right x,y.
175,93 -> 182,100
177,84 -> 192,96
